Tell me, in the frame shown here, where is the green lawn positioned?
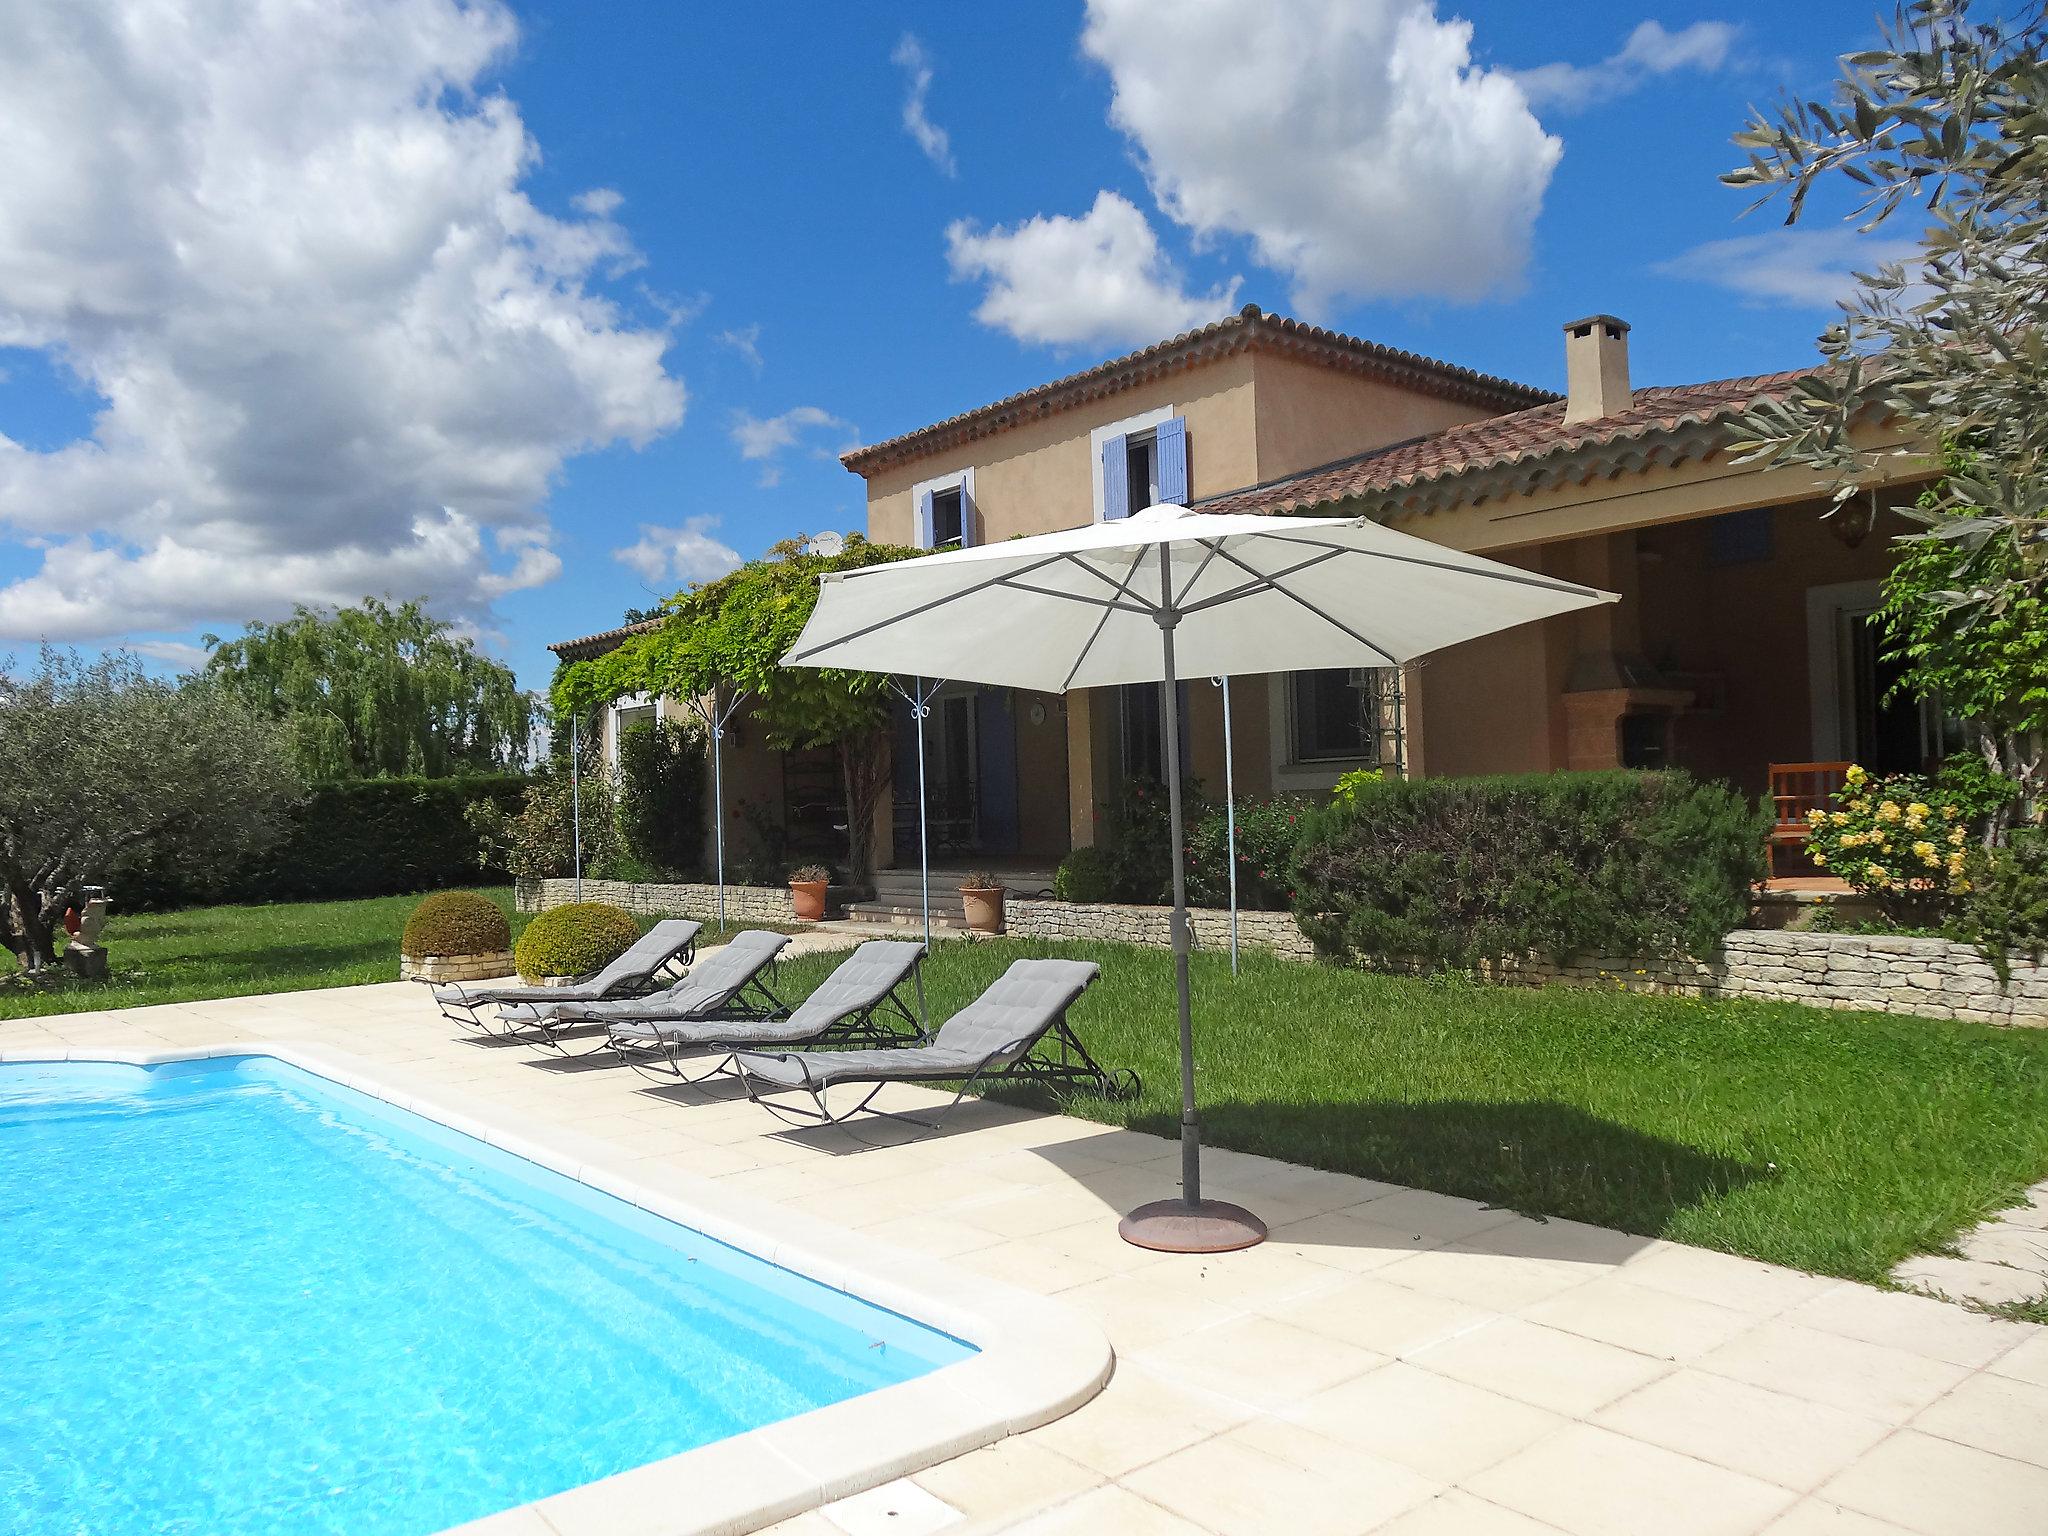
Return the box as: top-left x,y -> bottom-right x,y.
9,897 -> 2045,1288
781,938 -> 2048,1286
0,889 -> 776,1023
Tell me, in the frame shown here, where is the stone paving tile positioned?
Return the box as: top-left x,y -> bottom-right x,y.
1468,1423 -> 1797,1536
1122,1421 -> 1439,1536
1591,1369 -> 1892,1492
1758,1502 -> 1920,1535
1410,1317 -> 1672,1417
1280,1360 -> 1565,1483
1522,1277 -> 1757,1362
1260,1272 -> 1494,1358
19,977 -> 2048,1536
1695,1321 -> 1973,1420
1817,1430 -> 2048,1536
1371,1490 -> 1573,1535
1909,1370 -> 2048,1468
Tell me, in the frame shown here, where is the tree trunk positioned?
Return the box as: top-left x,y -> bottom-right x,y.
837,729 -> 891,883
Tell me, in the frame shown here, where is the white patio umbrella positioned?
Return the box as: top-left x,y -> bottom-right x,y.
784,503 -> 1615,1253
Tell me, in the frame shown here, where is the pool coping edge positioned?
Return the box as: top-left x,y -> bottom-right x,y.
2,1042 -> 1116,1536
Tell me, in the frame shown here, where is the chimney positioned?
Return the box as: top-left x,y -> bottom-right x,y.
1562,314 -> 1631,424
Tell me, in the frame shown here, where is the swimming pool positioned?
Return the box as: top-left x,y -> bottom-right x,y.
0,1053 -> 978,1536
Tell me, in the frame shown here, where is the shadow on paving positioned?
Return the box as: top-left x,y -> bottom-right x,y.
1079,1096 -> 1772,1245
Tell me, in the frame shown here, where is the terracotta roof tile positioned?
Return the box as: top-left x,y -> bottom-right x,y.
1197,367 -> 1822,519
840,303 -> 1556,477
548,616 -> 662,662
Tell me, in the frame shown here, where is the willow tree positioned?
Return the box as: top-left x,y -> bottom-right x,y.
205,598 -> 535,780
555,534 -> 922,880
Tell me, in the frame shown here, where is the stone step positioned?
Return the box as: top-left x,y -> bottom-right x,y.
842,902 -> 970,930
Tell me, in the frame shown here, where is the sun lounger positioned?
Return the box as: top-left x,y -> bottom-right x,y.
433,918 -> 701,1037
733,957 -> 1136,1134
507,929 -> 794,1053
608,938 -> 926,1082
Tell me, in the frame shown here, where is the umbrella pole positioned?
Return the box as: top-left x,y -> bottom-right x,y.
1119,548 -> 1266,1254
1220,675 -> 1239,975
915,678 -> 932,1011
571,716 -> 583,903
711,696 -> 727,930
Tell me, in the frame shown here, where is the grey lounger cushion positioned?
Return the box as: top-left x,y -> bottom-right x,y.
432,919 -> 699,1008
736,957 -> 1098,1091
611,938 -> 923,1048
539,929 -> 792,1025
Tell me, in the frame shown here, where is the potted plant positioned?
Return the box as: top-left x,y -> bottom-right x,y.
789,864 -> 831,922
959,871 -> 1005,933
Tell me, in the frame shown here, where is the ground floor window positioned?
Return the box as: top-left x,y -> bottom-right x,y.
1289,668 -> 1403,770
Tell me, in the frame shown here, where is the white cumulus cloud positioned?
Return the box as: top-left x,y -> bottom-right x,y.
1654,228 -> 1923,309
716,323 -> 764,373
0,0 -> 686,644
1514,20 -> 1739,114
613,516 -> 743,589
946,191 -> 1240,350
1080,0 -> 1561,311
892,33 -> 957,176
729,406 -> 856,487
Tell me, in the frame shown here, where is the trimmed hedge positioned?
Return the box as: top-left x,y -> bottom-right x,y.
401,891 -> 511,958
515,901 -> 639,981
119,774 -> 529,910
1292,770 -> 1768,971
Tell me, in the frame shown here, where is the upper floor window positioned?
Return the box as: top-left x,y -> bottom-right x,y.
1094,408 -> 1188,521
913,468 -> 974,550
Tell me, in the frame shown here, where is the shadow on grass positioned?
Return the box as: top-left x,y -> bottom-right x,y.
1094,1096 -> 1773,1241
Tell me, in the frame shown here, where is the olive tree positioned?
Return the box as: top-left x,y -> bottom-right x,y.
0,651 -> 302,973
1724,1 -> 2048,632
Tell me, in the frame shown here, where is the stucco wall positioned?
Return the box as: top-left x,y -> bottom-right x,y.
1249,350 -> 1499,482
863,351 -> 1261,547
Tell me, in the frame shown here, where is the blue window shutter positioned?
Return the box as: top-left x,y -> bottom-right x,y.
1156,416 -> 1188,505
915,488 -> 935,549
958,480 -> 976,547
1100,434 -> 1129,521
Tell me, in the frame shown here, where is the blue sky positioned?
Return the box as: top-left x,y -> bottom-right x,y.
0,0 -> 1902,691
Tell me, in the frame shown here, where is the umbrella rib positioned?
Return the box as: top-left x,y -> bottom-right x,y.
1170,540 -> 1225,610
1180,547 -> 1344,616
783,553 -> 1070,664
1259,532 -> 1610,600
1058,547 -> 1150,692
1205,543 -> 1402,667
997,575 -> 1153,615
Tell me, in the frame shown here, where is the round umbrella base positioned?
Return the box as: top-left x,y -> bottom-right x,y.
1119,1198 -> 1267,1253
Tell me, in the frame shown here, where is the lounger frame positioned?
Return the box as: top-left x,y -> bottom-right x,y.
616,965 -> 924,1084
434,931 -> 698,1039
742,1009 -> 1138,1140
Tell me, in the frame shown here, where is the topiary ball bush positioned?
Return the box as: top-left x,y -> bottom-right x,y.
401,891 -> 511,958
514,901 -> 640,982
1054,846 -> 1116,904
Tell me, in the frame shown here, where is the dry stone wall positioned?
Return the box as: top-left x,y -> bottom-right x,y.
998,897 -> 2047,1026
525,877 -> 792,925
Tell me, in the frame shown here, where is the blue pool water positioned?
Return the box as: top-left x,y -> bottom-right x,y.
0,1056 -> 970,1536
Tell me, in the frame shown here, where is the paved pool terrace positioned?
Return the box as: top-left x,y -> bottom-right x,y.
8,940 -> 2047,1536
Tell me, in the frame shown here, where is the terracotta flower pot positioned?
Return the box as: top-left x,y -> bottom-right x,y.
959,885 -> 1005,933
790,880 -> 828,922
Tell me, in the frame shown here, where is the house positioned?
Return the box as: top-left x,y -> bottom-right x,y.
553,303 -> 1938,881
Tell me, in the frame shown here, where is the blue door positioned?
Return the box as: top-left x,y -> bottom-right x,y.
975,688 -> 1020,854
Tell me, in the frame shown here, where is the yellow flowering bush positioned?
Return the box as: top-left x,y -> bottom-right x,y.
1804,765 -> 1972,923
